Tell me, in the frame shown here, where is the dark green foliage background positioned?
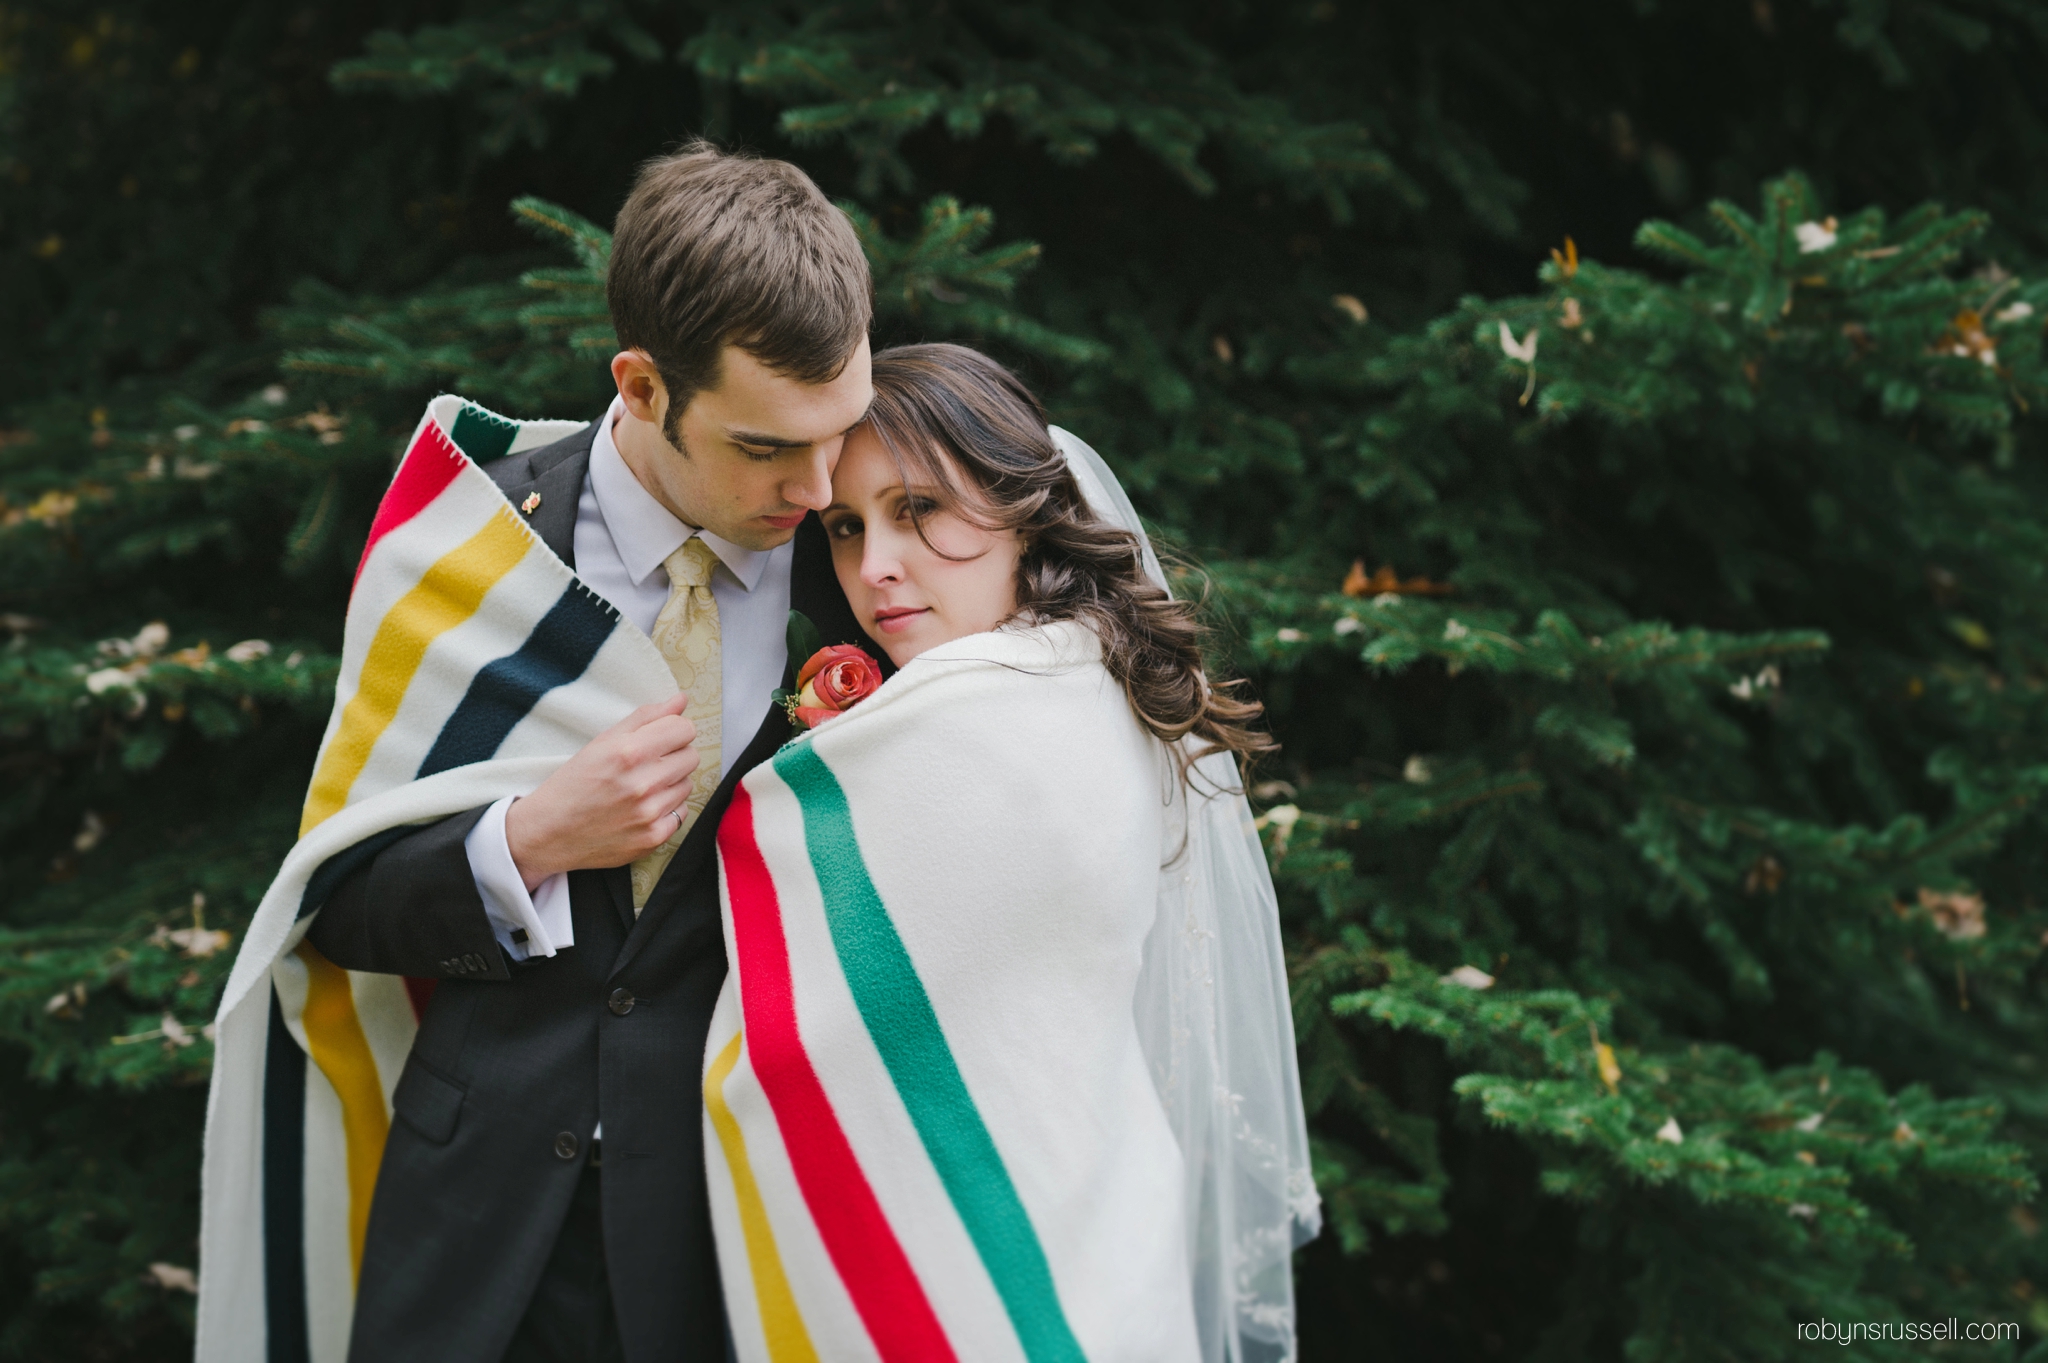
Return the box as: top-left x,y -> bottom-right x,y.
8,2 -> 2048,1358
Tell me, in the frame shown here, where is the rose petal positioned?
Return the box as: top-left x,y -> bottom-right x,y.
798,644 -> 883,710
815,658 -> 880,707
797,643 -> 872,690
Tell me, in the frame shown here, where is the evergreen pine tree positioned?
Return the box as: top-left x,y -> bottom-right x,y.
9,3 -> 2048,1358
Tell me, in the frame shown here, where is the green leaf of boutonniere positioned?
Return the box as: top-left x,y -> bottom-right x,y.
786,609 -> 823,669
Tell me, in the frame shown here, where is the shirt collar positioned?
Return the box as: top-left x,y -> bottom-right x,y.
588,396 -> 773,592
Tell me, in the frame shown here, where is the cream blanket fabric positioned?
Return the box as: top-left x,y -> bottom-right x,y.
704,620 -> 1201,1362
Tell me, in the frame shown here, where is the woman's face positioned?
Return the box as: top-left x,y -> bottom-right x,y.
821,425 -> 1024,667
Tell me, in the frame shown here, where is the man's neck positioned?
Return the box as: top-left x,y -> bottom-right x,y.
610,404 -> 701,533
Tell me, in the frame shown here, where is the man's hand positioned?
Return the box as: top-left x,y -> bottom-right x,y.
504,694 -> 699,892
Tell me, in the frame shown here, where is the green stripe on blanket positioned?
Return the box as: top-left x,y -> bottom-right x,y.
776,742 -> 1087,1363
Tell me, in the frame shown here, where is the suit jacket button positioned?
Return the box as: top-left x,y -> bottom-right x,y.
554,1131 -> 579,1161
608,987 -> 636,1016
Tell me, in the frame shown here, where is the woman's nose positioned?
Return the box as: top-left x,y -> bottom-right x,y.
860,533 -> 903,586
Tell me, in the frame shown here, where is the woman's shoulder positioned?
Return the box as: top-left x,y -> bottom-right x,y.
802,617 -> 1161,805
815,619 -> 1127,748
911,618 -> 1101,674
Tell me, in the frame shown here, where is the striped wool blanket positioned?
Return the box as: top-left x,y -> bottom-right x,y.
706,620 -> 1202,1363
196,396 -> 676,1363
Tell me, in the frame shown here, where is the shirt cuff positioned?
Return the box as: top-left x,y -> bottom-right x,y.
464,796 -> 575,960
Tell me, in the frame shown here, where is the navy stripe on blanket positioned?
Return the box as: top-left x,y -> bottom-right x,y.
264,985 -> 311,1363
415,582 -> 621,779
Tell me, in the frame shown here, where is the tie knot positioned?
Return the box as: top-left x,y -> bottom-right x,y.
665,537 -> 718,589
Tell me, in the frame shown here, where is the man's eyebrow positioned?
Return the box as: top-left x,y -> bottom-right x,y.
725,429 -> 810,449
726,407 -> 872,450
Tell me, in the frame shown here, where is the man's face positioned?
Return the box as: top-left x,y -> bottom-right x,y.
611,336 -> 874,551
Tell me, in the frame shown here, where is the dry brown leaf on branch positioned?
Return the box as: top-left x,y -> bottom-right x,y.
146,1263 -> 197,1293
1743,854 -> 1785,895
1342,560 -> 1453,598
1918,887 -> 1987,940
1935,308 -> 1999,368
153,924 -> 231,958
1589,1022 -> 1622,1093
1596,1043 -> 1621,1093
1550,236 -> 1578,278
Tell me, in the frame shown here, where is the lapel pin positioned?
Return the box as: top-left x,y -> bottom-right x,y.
520,492 -> 542,515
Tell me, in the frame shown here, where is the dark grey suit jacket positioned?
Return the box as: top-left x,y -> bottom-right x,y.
306,420 -> 881,1363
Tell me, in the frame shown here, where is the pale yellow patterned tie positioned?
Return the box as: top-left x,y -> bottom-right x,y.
630,537 -> 722,912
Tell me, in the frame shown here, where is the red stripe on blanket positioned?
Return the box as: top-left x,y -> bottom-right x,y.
720,785 -> 959,1362
351,419 -> 466,595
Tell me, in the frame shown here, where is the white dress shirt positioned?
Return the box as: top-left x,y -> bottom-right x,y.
464,396 -> 793,962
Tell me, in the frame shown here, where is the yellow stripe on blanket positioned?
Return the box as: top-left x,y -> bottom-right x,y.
296,942 -> 390,1283
705,1032 -> 818,1363
300,507 -> 533,835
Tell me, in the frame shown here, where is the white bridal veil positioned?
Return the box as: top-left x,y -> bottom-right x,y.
1050,427 -> 1322,1363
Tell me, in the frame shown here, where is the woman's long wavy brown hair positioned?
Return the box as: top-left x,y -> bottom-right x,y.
859,343 -> 1273,774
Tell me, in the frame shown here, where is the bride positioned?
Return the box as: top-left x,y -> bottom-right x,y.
701,343 -> 1319,1363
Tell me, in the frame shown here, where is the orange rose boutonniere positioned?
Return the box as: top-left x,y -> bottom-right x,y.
787,644 -> 883,729
774,612 -> 884,733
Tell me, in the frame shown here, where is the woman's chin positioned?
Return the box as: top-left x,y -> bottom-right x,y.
868,606 -> 1016,668
872,616 -> 956,668
881,628 -> 950,667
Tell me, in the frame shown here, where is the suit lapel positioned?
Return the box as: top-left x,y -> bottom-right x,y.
606,513 -> 885,976
494,424 -> 592,569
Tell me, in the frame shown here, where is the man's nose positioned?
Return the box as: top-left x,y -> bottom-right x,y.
783,447 -> 834,512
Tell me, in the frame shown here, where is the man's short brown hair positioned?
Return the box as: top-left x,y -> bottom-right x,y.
607,141 -> 872,434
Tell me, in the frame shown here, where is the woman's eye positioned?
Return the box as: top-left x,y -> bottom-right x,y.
827,516 -> 863,540
902,496 -> 939,519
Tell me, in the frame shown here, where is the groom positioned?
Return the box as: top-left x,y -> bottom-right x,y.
304,142 -> 878,1363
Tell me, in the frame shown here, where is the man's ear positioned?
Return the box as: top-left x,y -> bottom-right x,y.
610,350 -> 667,427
